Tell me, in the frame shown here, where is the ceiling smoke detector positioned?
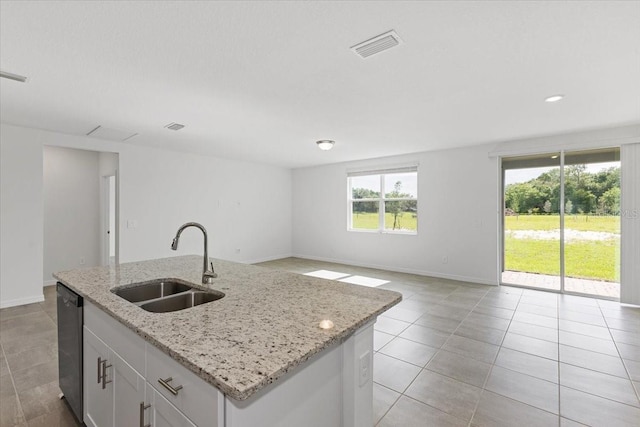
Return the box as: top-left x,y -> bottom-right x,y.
165,123 -> 185,131
351,30 -> 402,59
0,70 -> 28,82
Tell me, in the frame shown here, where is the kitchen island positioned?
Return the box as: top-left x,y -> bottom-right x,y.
54,255 -> 402,427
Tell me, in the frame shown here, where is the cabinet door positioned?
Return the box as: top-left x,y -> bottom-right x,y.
113,351 -> 145,427
147,384 -> 196,427
83,327 -> 113,427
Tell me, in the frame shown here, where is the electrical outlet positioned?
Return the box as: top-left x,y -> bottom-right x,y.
235,248 -> 241,254
442,256 -> 448,264
359,351 -> 371,387
79,258 -> 85,265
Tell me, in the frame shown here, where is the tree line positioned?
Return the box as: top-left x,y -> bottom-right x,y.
353,182 -> 417,229
505,165 -> 620,215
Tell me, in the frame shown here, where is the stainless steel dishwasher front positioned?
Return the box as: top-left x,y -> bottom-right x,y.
57,282 -> 83,423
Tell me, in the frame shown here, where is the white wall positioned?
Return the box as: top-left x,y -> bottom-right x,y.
43,146 -> 101,283
1,125 -> 44,307
292,124 -> 640,304
620,143 -> 640,305
118,143 -> 292,264
98,152 -> 119,265
292,145 -> 500,285
0,123 -> 292,308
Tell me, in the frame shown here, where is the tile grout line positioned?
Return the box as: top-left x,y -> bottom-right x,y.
381,283 -> 494,425
400,284 -> 491,427
467,287 -> 526,427
596,298 -> 640,405
557,293 -> 562,427
374,280 -> 467,425
372,383 -> 402,427
277,259 -> 640,425
1,321 -> 28,425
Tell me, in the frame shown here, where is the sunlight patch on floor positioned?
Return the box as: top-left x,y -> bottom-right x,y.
339,275 -> 390,287
304,270 -> 351,280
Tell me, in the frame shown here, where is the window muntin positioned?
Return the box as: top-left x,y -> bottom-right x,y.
348,168 -> 417,234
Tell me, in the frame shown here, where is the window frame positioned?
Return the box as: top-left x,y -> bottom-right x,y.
347,166 -> 418,235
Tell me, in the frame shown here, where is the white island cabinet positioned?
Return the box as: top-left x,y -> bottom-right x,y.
82,300 -> 374,427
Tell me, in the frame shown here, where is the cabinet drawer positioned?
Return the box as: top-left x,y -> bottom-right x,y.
150,384 -> 197,427
84,301 -> 145,374
146,342 -> 223,427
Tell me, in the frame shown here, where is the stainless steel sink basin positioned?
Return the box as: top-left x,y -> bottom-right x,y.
114,280 -> 192,303
140,291 -> 224,313
113,279 -> 225,313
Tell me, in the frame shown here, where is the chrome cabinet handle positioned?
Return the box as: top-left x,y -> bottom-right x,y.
101,359 -> 112,389
139,402 -> 151,427
158,377 -> 183,395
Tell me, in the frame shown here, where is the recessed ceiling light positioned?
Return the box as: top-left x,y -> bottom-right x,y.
551,155 -> 559,159
0,70 -> 28,83
545,94 -> 564,103
316,140 -> 335,151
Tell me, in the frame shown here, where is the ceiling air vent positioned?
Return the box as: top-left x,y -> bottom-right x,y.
0,70 -> 28,82
86,125 -> 137,142
351,30 -> 402,59
165,123 -> 185,131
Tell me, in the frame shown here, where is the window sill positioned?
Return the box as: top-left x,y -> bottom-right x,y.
347,228 -> 417,236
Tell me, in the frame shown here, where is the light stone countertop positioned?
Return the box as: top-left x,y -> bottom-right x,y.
53,255 -> 402,401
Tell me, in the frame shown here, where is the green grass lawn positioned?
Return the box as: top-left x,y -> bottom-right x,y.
352,212 -> 417,231
505,214 -> 620,233
352,213 -> 619,281
505,215 -> 620,282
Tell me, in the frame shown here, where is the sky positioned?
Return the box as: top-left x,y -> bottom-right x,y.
350,172 -> 418,197
504,161 -> 620,186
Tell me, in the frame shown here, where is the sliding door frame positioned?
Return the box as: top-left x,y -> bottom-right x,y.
499,148 -> 620,301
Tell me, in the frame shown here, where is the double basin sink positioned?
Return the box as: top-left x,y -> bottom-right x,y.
113,280 -> 224,313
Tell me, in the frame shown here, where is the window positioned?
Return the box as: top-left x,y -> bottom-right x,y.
348,166 -> 418,233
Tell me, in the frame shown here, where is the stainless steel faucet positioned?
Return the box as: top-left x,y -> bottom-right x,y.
171,222 -> 217,284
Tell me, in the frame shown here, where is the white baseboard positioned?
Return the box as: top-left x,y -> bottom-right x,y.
292,253 -> 498,287
245,253 -> 294,265
0,294 -> 45,309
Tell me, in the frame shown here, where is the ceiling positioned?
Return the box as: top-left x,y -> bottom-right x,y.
1,1 -> 639,169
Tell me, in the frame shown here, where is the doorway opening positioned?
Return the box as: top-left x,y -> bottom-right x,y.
43,147 -> 119,286
501,148 -> 621,299
103,174 -> 117,266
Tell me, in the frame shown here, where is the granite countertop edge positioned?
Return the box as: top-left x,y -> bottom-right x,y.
53,256 -> 402,401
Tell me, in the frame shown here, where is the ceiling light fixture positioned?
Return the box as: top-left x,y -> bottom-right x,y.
545,94 -> 564,103
316,140 -> 335,151
0,70 -> 28,83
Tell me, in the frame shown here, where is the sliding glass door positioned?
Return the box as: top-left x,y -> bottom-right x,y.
501,148 -> 620,299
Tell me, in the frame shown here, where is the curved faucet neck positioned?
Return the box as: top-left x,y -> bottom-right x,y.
171,222 -> 213,282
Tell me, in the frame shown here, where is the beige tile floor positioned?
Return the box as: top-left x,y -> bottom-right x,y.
259,258 -> 640,427
0,286 -> 82,427
0,258 -> 638,426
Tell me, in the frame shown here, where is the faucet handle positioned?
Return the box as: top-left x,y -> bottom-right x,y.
202,261 -> 217,284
